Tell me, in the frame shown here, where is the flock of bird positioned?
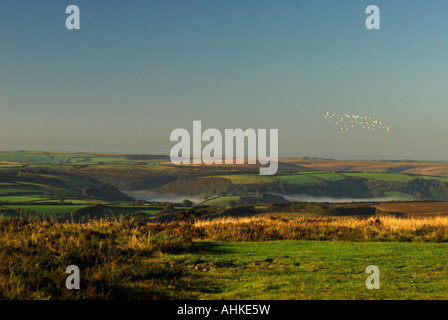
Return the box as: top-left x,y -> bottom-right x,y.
325,112 -> 394,133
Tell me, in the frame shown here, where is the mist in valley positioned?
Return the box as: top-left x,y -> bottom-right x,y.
125,190 -> 413,204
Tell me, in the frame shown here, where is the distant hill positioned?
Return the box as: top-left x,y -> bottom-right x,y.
0,169 -> 132,203
279,158 -> 448,177
0,151 -> 168,165
3,152 -> 448,202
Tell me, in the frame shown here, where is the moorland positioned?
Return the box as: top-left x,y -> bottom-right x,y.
2,151 -> 448,299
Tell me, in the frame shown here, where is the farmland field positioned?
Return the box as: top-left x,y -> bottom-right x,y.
202,196 -> 242,206
213,175 -> 276,185
306,172 -> 346,182
374,201 -> 448,217
0,151 -> 133,165
275,172 -> 448,185
2,205 -> 86,216
342,172 -> 416,182
0,195 -> 42,202
0,204 -> 162,218
274,174 -> 323,185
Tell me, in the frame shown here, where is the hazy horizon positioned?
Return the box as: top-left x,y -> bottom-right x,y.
1,148 -> 447,163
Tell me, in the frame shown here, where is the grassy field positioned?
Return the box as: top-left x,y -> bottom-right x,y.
289,159 -> 448,177
0,151 -> 133,165
275,171 -> 448,185
1,205 -> 86,216
213,175 -> 276,185
2,215 -> 448,299
342,172 -> 416,182
274,174 -> 324,185
0,204 -> 162,218
202,196 -> 242,206
202,171 -> 443,187
169,240 -> 448,299
0,168 -> 133,205
0,195 -> 42,202
306,172 -> 346,182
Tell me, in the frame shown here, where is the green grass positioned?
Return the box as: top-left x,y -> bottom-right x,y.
1,205 -> 161,217
307,172 -> 346,182
0,195 -> 42,202
2,205 -> 86,216
34,199 -> 103,204
274,172 -> 448,186
342,173 -> 416,182
0,185 -> 45,193
169,240 -> 448,299
212,175 -> 276,185
274,174 -> 324,185
139,210 -> 161,216
202,196 -> 241,206
2,218 -> 448,299
0,182 -> 80,197
0,152 -> 132,165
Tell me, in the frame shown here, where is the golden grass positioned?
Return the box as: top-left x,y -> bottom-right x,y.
0,218 -> 194,299
2,215 -> 448,299
196,215 -> 448,229
188,215 -> 448,242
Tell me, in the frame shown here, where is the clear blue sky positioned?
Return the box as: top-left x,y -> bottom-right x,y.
1,0 -> 448,160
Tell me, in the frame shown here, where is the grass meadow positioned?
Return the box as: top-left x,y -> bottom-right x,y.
2,215 -> 448,299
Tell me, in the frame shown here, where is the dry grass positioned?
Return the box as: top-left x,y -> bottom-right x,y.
0,218 -> 195,299
188,215 -> 448,242
197,215 -> 448,229
2,215 -> 448,299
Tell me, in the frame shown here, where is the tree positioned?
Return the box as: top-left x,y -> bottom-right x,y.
177,209 -> 202,224
182,199 -> 193,207
228,200 -> 236,207
163,203 -> 175,212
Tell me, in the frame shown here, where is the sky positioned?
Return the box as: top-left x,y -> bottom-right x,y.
1,0 -> 448,160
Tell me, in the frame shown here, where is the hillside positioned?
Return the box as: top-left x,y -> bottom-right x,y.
3,152 -> 448,203
149,172 -> 448,202
0,169 -> 132,204
281,158 -> 448,177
